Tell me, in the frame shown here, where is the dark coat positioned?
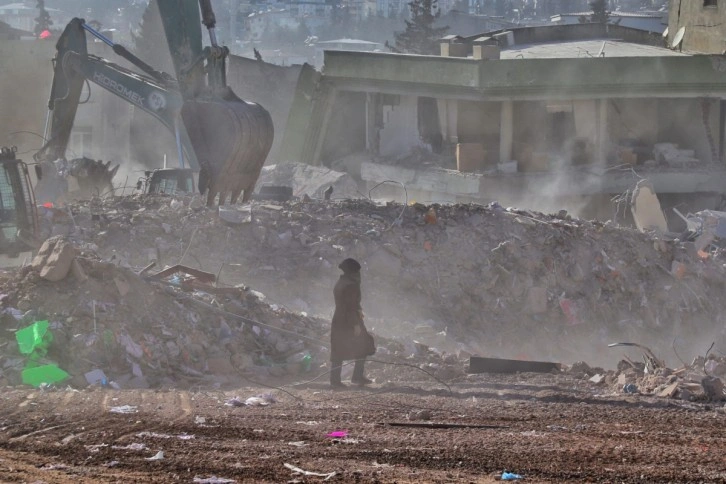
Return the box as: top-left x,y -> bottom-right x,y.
330,273 -> 375,362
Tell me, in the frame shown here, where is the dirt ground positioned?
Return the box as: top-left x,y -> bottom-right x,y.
1,370 -> 725,483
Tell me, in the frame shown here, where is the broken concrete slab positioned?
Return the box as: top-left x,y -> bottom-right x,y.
630,180 -> 668,233
658,382 -> 679,398
257,162 -> 360,200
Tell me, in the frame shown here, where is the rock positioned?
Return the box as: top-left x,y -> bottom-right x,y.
32,236 -> 76,282
702,376 -> 725,401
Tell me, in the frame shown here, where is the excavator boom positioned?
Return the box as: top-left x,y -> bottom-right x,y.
36,1 -> 273,205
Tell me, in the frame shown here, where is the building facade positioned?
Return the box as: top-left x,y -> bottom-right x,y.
281,23 -> 726,221
667,0 -> 726,53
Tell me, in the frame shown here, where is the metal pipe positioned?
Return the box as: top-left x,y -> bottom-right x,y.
81,22 -> 114,47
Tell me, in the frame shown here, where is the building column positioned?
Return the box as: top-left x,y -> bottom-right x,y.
499,100 -> 513,164
597,99 -> 608,164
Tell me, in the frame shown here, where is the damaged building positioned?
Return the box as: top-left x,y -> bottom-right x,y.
280,23 -> 726,223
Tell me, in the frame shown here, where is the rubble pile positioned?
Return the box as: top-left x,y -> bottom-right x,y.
569,353 -> 726,402
0,236 -> 329,389
36,194 -> 726,367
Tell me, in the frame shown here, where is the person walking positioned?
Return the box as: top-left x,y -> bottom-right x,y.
330,258 -> 376,388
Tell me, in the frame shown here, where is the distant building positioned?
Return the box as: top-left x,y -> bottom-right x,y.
0,19 -> 29,39
281,23 -> 726,222
552,10 -> 667,33
0,2 -> 68,33
245,9 -> 300,41
667,0 -> 726,53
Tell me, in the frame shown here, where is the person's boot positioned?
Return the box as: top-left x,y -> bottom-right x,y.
330,361 -> 346,389
351,359 -> 373,385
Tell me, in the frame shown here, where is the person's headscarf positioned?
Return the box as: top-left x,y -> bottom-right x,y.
338,258 -> 361,274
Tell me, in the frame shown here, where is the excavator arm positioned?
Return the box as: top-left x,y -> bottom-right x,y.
34,18 -> 199,170
36,1 -> 273,206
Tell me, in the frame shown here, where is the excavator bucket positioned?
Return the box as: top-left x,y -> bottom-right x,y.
181,89 -> 274,206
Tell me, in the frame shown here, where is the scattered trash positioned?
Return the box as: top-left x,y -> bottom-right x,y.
225,393 -> 277,407
623,383 -> 639,394
326,430 -> 348,438
284,463 -> 336,480
145,450 -> 164,461
502,471 -> 523,480
109,405 -> 138,414
15,320 -> 52,356
244,393 -> 277,406
112,443 -> 147,451
136,432 -> 194,440
193,477 -> 236,484
288,441 -> 308,447
84,369 -> 108,386
21,364 -> 70,387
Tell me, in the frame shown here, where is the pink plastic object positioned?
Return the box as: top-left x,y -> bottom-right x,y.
326,430 -> 348,438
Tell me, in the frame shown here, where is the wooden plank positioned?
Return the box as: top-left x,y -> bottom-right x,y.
468,356 -> 561,374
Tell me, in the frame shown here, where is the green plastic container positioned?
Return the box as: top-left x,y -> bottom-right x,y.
21,364 -> 70,387
15,320 -> 53,357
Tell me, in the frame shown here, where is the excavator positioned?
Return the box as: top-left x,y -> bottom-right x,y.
33,0 -> 274,206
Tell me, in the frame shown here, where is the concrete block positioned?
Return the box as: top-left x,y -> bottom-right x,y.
32,236 -> 76,282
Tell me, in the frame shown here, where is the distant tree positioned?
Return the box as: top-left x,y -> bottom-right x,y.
296,19 -> 311,41
130,0 -> 174,73
590,0 -> 609,23
34,0 -> 53,37
387,0 -> 448,54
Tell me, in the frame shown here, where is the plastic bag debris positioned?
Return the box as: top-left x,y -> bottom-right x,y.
284,463 -> 336,480
502,471 -> 523,480
85,369 -> 107,386
225,393 -> 277,407
112,443 -> 147,451
145,450 -> 164,461
15,320 -> 52,356
109,405 -> 138,414
193,477 -> 237,483
326,430 -> 348,438
21,364 -> 70,387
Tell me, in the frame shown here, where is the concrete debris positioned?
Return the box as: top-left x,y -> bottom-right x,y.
18,193 -> 726,371
31,236 -> 77,282
630,180 -> 668,233
682,209 -> 726,252
653,143 -> 699,166
569,350 -> 726,402
257,162 -> 359,200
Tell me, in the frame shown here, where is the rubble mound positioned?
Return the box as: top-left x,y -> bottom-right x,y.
38,194 -> 726,368
0,238 -> 330,389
